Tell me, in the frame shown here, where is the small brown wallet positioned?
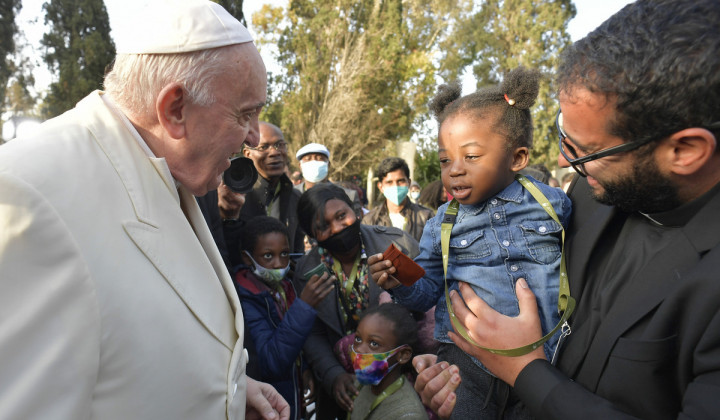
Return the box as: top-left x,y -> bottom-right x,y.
382,243 -> 425,286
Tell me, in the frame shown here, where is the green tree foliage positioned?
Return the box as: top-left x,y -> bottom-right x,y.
445,0 -> 576,168
0,0 -> 22,114
41,0 -> 115,118
253,0 -> 470,179
253,0 -> 575,179
414,147 -> 441,188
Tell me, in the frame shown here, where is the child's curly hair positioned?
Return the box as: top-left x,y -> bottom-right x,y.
429,67 -> 541,151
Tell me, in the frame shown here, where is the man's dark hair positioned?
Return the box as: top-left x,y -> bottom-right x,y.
240,216 -> 289,254
557,0 -> 720,147
429,67 -> 540,151
376,157 -> 410,182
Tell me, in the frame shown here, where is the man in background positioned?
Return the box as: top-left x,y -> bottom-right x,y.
295,142 -> 363,217
363,157 -> 434,242
220,122 -> 305,268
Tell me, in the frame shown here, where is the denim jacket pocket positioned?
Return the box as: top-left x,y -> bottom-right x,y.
449,230 -> 491,260
519,220 -> 562,264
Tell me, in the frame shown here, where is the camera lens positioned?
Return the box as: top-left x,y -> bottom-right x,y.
223,157 -> 258,193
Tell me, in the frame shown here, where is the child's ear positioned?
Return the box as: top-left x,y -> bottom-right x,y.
396,346 -> 413,365
510,147 -> 529,172
240,251 -> 253,267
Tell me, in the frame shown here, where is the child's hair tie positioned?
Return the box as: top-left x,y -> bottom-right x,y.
504,93 -> 516,106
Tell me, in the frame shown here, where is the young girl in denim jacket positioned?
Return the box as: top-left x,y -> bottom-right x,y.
370,67 -> 571,419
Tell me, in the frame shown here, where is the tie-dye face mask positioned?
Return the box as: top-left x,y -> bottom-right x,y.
350,344 -> 407,385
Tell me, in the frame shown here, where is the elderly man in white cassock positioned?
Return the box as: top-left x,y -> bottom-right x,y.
0,1 -> 289,419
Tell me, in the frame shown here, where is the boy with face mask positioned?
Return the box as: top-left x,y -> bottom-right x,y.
235,216 -> 335,420
363,157 -> 435,242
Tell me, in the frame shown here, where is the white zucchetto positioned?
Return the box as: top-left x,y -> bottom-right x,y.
114,0 -> 253,54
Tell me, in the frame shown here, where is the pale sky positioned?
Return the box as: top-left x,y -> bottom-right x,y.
15,0 -> 633,96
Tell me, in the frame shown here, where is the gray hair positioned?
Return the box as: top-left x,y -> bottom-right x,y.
104,48 -> 230,118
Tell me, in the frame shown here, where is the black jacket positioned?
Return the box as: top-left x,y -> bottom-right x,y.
514,177 -> 720,419
362,198 -> 434,242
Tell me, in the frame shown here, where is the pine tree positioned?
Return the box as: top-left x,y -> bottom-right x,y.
0,0 -> 22,115
41,0 -> 115,118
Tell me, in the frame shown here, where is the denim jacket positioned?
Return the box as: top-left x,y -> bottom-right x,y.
390,177 -> 572,365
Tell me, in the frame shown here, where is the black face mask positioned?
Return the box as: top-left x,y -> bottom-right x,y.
317,219 -> 361,254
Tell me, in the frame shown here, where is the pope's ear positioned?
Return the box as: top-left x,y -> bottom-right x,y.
156,83 -> 188,139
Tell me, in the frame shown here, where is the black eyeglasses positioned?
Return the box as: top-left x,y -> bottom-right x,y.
246,140 -> 288,153
556,110 -> 665,177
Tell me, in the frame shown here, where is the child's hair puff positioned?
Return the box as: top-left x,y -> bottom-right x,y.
429,67 -> 541,151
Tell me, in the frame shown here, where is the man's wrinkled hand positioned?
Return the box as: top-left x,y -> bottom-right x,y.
412,354 -> 460,419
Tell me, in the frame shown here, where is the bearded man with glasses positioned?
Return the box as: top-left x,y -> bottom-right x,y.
412,1 -> 720,418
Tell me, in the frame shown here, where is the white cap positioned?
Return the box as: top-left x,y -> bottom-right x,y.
296,143 -> 330,160
114,0 -> 253,54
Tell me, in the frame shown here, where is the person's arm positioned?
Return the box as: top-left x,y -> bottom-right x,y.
0,175 -> 100,419
241,295 -> 318,381
369,222 -> 444,312
514,305 -> 720,419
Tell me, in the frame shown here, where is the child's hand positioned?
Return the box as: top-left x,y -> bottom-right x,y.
299,272 -> 335,307
368,253 -> 401,289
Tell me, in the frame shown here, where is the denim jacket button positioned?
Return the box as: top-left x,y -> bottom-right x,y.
493,213 -> 501,219
460,239 -> 467,246
510,265 -> 518,272
502,240 -> 510,247
491,199 -> 498,205
539,226 -> 547,233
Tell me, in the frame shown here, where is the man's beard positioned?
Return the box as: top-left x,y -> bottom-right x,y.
591,152 -> 682,213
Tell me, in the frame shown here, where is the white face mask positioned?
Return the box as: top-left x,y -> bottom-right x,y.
300,160 -> 329,183
244,251 -> 290,286
409,191 -> 420,202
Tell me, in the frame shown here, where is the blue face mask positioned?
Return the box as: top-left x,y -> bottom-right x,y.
383,186 -> 409,206
300,160 -> 329,183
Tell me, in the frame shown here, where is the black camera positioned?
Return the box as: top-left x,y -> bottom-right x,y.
223,157 -> 258,194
